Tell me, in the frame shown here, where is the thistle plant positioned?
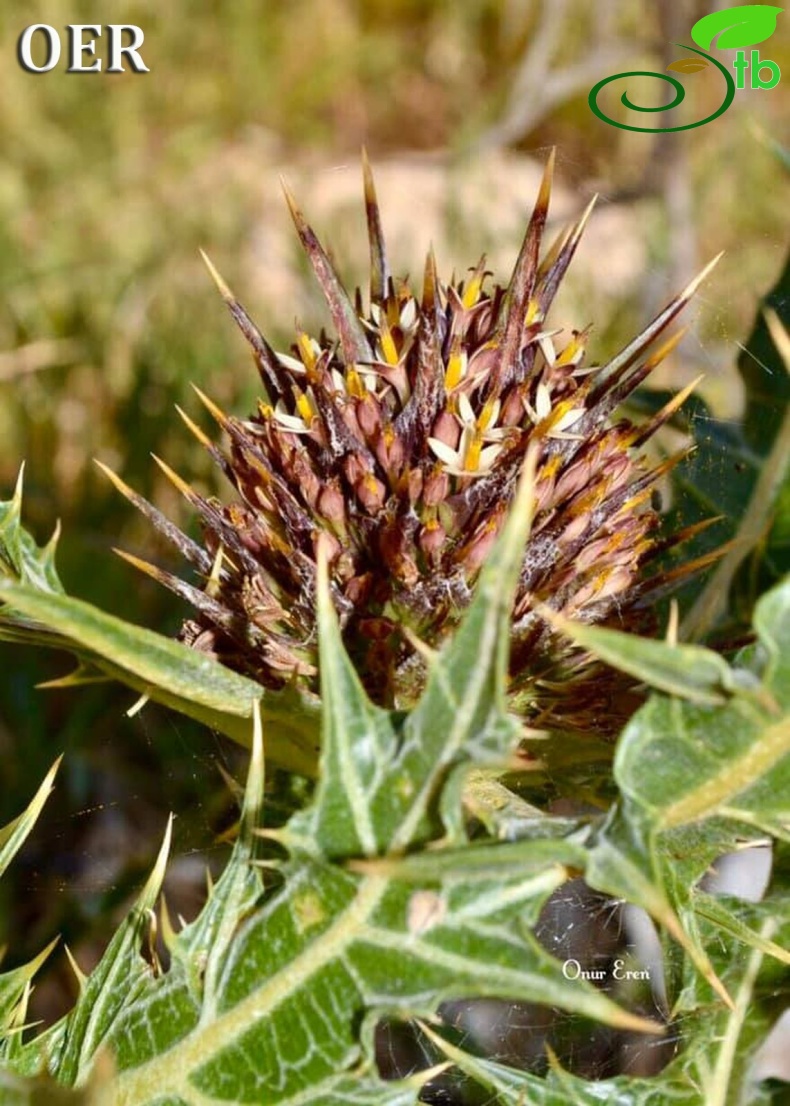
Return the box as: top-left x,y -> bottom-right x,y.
0,162 -> 788,1105
103,153 -> 720,740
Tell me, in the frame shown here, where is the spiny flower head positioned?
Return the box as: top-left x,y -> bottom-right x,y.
106,153 -> 720,737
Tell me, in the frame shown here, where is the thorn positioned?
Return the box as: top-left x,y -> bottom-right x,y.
216,761 -> 245,805
537,146 -> 556,211
492,152 -> 555,393
764,307 -> 790,375
127,692 -> 150,718
280,177 -> 302,229
113,545 -> 168,581
282,178 -> 373,366
362,147 -> 389,302
146,814 -> 174,901
114,546 -> 238,631
536,193 -> 597,316
593,257 -> 721,397
12,462 -> 25,511
95,459 -> 212,573
198,249 -> 235,303
190,383 -> 231,428
205,543 -> 225,598
64,945 -> 87,991
93,459 -> 138,504
570,194 -> 598,244
150,453 -> 198,501
666,599 -> 679,646
241,699 -> 266,839
628,373 -> 704,447
174,404 -> 213,448
678,251 -> 724,305
422,246 -> 438,315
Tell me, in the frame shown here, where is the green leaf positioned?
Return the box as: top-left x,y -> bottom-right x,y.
578,579 -> 790,1013
614,578 -> 790,837
585,805 -> 732,1007
423,891 -> 789,1104
38,845 -> 654,1104
7,483 -> 661,1103
350,834 -> 589,885
0,587 -> 320,777
0,480 -> 322,774
418,871 -> 783,1106
0,765 -> 60,1061
288,460 -> 535,858
693,891 -> 790,966
543,608 -> 739,705
284,539 -> 403,858
691,5 -> 783,50
0,467 -> 63,598
50,819 -> 173,1087
0,942 -> 58,1057
0,759 -> 59,882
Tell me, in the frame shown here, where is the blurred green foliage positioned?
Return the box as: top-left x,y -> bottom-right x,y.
0,0 -> 788,1024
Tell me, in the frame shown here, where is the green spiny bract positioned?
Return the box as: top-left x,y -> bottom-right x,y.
107,153 -> 719,739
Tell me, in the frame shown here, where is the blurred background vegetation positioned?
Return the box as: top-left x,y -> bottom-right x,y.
0,0 -> 788,1029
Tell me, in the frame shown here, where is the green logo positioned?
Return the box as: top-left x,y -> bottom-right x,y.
589,4 -> 783,132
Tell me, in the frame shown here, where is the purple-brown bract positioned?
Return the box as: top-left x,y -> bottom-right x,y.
103,152 -> 720,739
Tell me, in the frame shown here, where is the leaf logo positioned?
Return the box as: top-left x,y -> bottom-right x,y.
691,4 -> 783,50
667,58 -> 711,73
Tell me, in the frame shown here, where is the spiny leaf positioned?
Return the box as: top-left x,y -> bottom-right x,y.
285,535 -> 401,858
386,455 -> 537,851
541,605 -> 738,705
586,808 -> 733,1009
349,834 -> 588,885
419,898 -> 788,1106
51,819 -> 173,1087
9,482 -> 662,1102
0,579 -> 320,776
693,891 -> 790,966
73,852 -> 657,1104
0,475 -> 320,771
169,704 -> 266,999
0,759 -> 60,881
0,941 -> 58,1047
582,579 -> 790,1013
614,576 -> 790,836
0,467 -> 63,597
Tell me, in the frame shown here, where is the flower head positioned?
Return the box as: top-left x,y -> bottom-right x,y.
110,153 -> 720,737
